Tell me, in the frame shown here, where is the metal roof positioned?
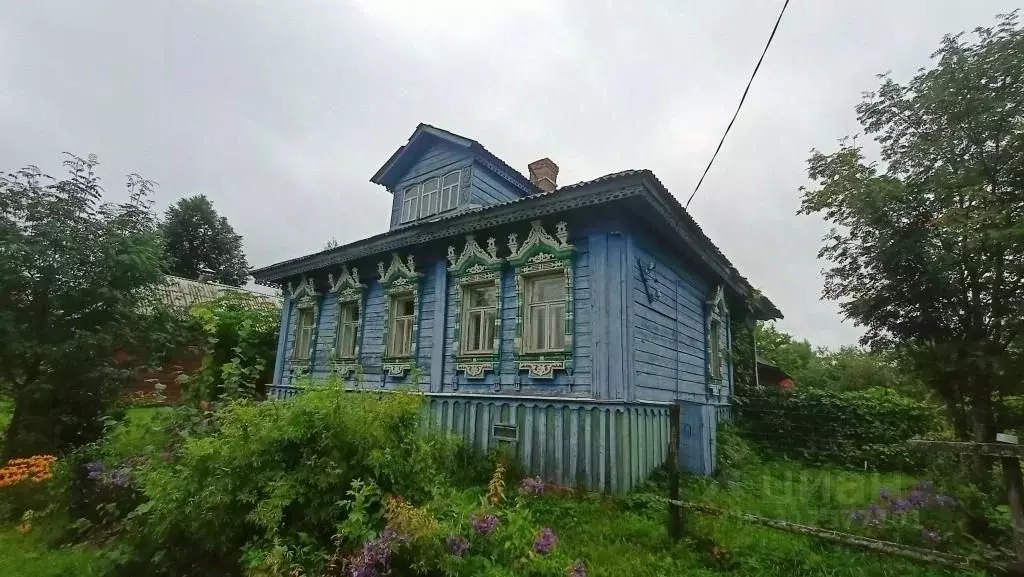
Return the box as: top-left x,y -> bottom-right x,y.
251,169 -> 781,320
155,275 -> 282,312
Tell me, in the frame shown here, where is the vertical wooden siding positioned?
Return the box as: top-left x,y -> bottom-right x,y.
426,396 -> 670,493
629,236 -> 721,404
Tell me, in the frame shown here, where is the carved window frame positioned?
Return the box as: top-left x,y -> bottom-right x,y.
287,276 -> 321,378
378,253 -> 422,378
506,220 -> 574,379
328,265 -> 366,379
447,235 -> 503,379
707,285 -> 729,395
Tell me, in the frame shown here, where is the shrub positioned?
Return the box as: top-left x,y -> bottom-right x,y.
110,389 -> 457,576
735,387 -> 945,471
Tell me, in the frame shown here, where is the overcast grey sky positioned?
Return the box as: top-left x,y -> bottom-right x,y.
0,1 -> 1016,348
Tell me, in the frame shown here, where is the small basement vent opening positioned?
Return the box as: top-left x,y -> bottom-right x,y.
491,423 -> 519,443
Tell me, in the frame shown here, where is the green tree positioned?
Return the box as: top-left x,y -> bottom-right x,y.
0,155 -> 166,457
799,12 -> 1024,454
162,195 -> 250,286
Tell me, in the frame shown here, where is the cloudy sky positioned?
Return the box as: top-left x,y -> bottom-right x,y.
0,1 -> 1015,347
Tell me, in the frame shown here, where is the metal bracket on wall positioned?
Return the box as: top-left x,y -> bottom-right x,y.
638,258 -> 659,303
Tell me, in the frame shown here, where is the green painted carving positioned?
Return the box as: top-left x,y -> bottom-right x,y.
706,284 -> 729,394
328,265 -> 366,378
506,220 -> 574,379
447,235 -> 503,379
378,253 -> 422,378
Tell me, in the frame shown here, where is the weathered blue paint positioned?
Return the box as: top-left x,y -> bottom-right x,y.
425,395 -> 670,493
468,162 -> 522,207
272,295 -> 291,385
259,124 -> 782,485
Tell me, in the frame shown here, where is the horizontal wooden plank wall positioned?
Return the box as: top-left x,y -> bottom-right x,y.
425,395 -> 670,493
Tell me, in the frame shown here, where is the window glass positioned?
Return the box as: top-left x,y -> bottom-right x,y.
524,273 -> 566,353
462,284 -> 497,354
293,308 -> 315,359
389,295 -> 415,357
402,186 -> 419,223
420,177 -> 439,218
336,302 -> 359,358
440,171 -> 460,211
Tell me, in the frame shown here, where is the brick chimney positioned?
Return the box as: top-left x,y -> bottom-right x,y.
528,158 -> 558,193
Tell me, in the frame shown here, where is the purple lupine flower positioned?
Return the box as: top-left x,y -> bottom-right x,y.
868,504 -> 883,519
878,487 -> 893,502
519,476 -> 546,496
533,527 -> 558,556
914,480 -> 935,493
921,529 -> 940,543
471,513 -> 500,536
566,560 -> 587,577
346,531 -> 396,577
85,461 -> 104,480
447,535 -> 470,557
907,490 -> 926,507
848,510 -> 865,523
890,500 -> 912,515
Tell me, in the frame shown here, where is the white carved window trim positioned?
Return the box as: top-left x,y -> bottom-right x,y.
440,170 -> 461,212
448,235 -> 503,380
419,177 -> 440,218
378,253 -> 423,378
506,220 -> 575,380
706,285 -> 729,391
287,276 -> 321,367
401,184 -> 420,223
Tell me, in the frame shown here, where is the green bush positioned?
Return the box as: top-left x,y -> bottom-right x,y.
109,389 -> 461,576
735,387 -> 946,471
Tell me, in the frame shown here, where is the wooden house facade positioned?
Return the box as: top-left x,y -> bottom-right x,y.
252,124 -> 781,492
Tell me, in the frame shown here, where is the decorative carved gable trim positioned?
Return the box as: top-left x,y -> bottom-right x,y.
706,284 -> 729,392
329,265 -> 365,303
378,253 -> 421,294
288,276 -> 320,309
507,220 -> 574,267
447,234 -> 502,275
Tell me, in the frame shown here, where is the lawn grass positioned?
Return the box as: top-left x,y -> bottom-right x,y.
529,491 -> 982,577
0,528 -> 107,577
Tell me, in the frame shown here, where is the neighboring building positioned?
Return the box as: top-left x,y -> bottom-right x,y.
123,275 -> 282,404
756,356 -> 796,391
252,124 -> 781,491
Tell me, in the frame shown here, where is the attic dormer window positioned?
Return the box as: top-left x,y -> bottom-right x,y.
400,170 -> 462,223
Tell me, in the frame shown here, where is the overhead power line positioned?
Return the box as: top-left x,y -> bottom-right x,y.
685,0 -> 791,209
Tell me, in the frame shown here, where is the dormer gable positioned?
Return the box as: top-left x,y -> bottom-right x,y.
371,124 -> 537,230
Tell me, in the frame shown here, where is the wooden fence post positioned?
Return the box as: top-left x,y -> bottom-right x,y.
668,403 -> 683,540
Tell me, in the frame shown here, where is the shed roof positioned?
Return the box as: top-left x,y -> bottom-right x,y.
155,275 -> 282,312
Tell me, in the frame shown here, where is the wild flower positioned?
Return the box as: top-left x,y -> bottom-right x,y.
107,467 -> 132,488
471,513 -> 500,536
921,528 -> 940,543
486,463 -> 506,507
934,495 -> 957,508
566,560 -> 587,577
878,487 -> 892,502
0,455 -> 56,488
533,527 -> 557,556
446,535 -> 470,557
345,531 -> 397,577
519,476 -> 546,496
85,461 -> 105,480
913,480 -> 935,493
385,496 -> 438,541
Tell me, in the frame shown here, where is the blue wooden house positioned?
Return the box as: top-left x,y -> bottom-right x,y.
252,124 -> 781,492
